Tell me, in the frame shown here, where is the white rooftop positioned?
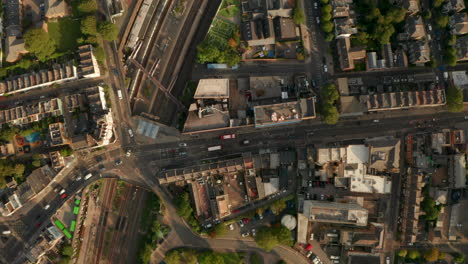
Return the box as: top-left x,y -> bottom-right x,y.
194,79 -> 230,99
451,71 -> 468,86
346,145 -> 369,164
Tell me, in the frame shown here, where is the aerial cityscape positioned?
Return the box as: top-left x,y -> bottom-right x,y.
0,0 -> 467,263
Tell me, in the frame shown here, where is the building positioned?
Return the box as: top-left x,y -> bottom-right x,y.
4,0 -> 27,62
253,99 -> 315,128
455,35 -> 468,61
449,13 -> 468,35
400,173 -> 424,244
0,98 -> 63,126
449,154 -> 467,189
334,18 -> 357,38
5,36 -> 27,63
403,0 -> 420,16
405,16 -> 426,40
49,123 -> 68,146
302,200 -> 369,226
366,136 -> 401,173
337,37 -> 366,71
78,45 -> 101,78
273,17 -> 299,41
367,89 -> 445,111
407,40 -> 430,64
45,0 -> 69,19
85,87 -> 114,146
444,0 -> 466,13
241,18 -> 276,46
0,62 -> 77,95
49,151 -> 65,169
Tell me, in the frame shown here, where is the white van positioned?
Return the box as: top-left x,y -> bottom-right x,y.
84,173 -> 92,180
128,129 -> 134,138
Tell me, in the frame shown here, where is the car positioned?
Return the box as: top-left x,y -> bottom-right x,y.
242,140 -> 250,145
320,194 -> 325,200
258,213 -> 263,220
179,152 -> 187,156
241,232 -> 249,237
59,189 -> 66,195
179,142 -> 187,147
221,134 -> 236,140
232,209 -> 239,214
306,251 -> 313,258
316,17 -> 320,24
115,159 -> 123,165
61,193 -> 67,199
323,64 -> 328,72
35,222 -> 42,227
126,149 -> 132,157
238,220 -> 244,227
308,180 -> 313,187
228,224 -> 234,231
427,24 -> 432,31
128,129 -> 134,138
373,119 -> 380,123
314,2 -> 318,9
251,229 -> 256,236
242,218 -> 250,223
44,204 -> 50,210
75,176 -> 82,181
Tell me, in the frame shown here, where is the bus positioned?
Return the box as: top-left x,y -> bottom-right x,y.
70,220 -> 76,232
207,145 -> 222,151
54,220 -> 65,230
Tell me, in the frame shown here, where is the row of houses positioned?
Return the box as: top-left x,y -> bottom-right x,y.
367,89 -> 446,111
0,98 -> 62,126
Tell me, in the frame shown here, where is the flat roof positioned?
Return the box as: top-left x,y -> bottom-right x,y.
304,200 -> 368,226
254,101 -> 301,127
194,79 -> 230,99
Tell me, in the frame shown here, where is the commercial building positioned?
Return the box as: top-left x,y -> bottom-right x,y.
0,62 -> 77,95
302,200 -> 369,226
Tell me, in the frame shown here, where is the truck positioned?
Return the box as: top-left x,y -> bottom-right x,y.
221,134 -> 236,140
117,90 -> 123,100
208,145 -> 222,151
84,173 -> 92,180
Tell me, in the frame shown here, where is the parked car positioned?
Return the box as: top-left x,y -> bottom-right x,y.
251,229 -> 256,236
241,232 -> 249,237
115,159 -> 123,165
323,64 -> 328,72
228,224 -> 234,231
238,220 -> 244,227
179,142 -> 187,147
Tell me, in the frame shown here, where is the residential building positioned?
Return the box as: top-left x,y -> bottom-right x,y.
405,16 -> 426,40
85,87 -> 114,146
45,0 -> 69,19
334,18 -> 357,38
273,17 -> 299,41
266,0 -> 293,17
241,18 -> 276,46
444,0 -> 466,13
302,200 -> 369,226
337,37 -> 366,71
0,62 -> 77,95
49,151 -> 65,169
253,99 -> 315,128
367,52 -> 378,69
403,0 -> 420,16
407,40 -> 430,64
0,98 -> 63,126
382,44 -> 394,68
49,122 -> 68,146
449,13 -> 468,35
400,173 -> 424,244
5,36 -> 27,63
455,36 -> 468,61
448,154 -> 467,189
4,0 -> 27,62
78,45 -> 101,78
367,89 -> 445,111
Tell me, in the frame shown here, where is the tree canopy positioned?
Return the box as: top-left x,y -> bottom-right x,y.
254,226 -> 293,251
398,249 -> 408,258
446,85 -> 463,112
98,21 -> 118,41
320,83 -> 340,125
271,199 -> 286,215
435,15 -> 449,29
408,250 -> 421,259
453,253 -> 465,263
77,0 -> 98,14
24,28 -> 56,61
174,191 -> 193,218
81,15 -> 98,36
423,248 -> 440,262
433,0 -> 446,8
198,251 -> 225,264
321,21 -> 334,33
292,4 -> 305,25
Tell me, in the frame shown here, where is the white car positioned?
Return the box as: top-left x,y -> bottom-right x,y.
179,142 -> 187,147
251,229 -> 256,236
126,150 -> 132,157
373,119 -> 380,123
238,220 -> 244,228
59,189 -> 66,195
316,17 -> 320,24
44,204 -> 50,210
314,2 -> 318,9
323,64 -> 328,72
241,232 -> 249,237
228,224 -> 234,231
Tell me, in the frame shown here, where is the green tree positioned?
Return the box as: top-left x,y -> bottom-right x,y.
325,33 -> 334,42
424,248 -> 440,262
353,31 -> 369,45
321,21 -> 334,33
271,199 -> 286,215
408,250 -> 421,259
61,245 -> 73,257
32,160 -> 41,167
180,249 -> 198,264
77,0 -> 97,13
98,21 -> 118,41
273,226 -> 293,246
24,28 -> 56,61
320,0 -> 329,4
60,146 -> 74,157
385,7 -> 406,23
81,15 -> 97,36
322,105 -> 339,125
250,253 -> 263,264
14,164 -> 25,177
426,58 -> 437,68
446,85 -> 463,112
198,251 -> 225,264
321,83 -> 339,104
433,0 -> 446,7
165,249 -> 181,264
453,253 -> 465,263
422,10 -> 432,19
277,261 -> 287,264
255,228 -> 279,251
438,251 -> 446,260
174,191 -> 193,218
398,249 -> 408,258
218,49 -> 241,67
197,41 -> 221,64
321,4 -> 332,13
321,12 -> 332,21
292,4 -> 305,25
447,34 -> 457,46
435,15 -> 449,28
212,224 -> 227,237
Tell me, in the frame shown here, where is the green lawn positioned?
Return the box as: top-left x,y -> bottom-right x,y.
48,17 -> 83,52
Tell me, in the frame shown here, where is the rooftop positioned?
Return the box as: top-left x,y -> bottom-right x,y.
254,101 -> 302,128
303,200 -> 368,226
194,79 -> 230,99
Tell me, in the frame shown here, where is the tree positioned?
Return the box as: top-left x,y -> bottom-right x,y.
60,245 -> 73,257
271,199 -> 286,215
447,34 -> 457,46
398,249 -> 408,258
180,249 -> 198,264
353,31 -> 369,45
81,15 -> 98,36
322,105 -> 339,125
197,41 -> 221,64
426,58 -> 437,68
255,228 -> 279,251
320,0 -> 329,4
218,49 -> 241,67
165,249 -> 182,264
435,15 -> 449,28
250,253 -> 263,264
277,261 -> 287,264
24,28 -> 56,61
321,4 -> 332,13
446,85 -> 464,112
273,226 -> 293,246
14,164 -> 25,177
438,252 -> 446,260
292,4 -> 305,25
98,21 -> 118,41
424,248 -> 440,262
325,33 -> 334,42
77,0 -> 97,13
385,7 -> 406,23
408,250 -> 421,259
433,0 -> 446,7
32,160 -> 41,167
321,21 -> 334,33
321,83 -> 339,104
198,251 -> 225,264
59,146 -> 74,157
422,10 -> 432,19
174,191 -> 193,218
453,253 -> 465,263
321,12 -> 332,21
212,224 -> 227,237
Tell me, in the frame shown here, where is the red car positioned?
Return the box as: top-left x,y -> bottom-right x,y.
232,209 -> 239,214
61,193 -> 67,199
242,218 -> 250,223
221,134 -> 236,140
